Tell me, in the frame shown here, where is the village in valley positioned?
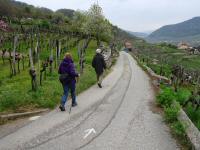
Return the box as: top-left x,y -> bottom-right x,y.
178,41 -> 200,55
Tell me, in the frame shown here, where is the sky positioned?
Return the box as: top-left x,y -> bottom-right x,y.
17,0 -> 200,33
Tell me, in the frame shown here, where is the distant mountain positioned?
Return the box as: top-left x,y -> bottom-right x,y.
128,31 -> 149,38
147,17 -> 200,46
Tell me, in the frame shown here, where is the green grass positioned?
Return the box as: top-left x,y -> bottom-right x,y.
164,102 -> 180,123
175,89 -> 191,105
156,86 -> 192,148
157,85 -> 200,131
0,39 -> 98,114
170,121 -> 191,148
156,87 -> 176,107
185,104 -> 200,130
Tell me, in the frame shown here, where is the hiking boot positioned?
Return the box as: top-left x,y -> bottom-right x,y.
72,103 -> 78,107
98,83 -> 102,88
59,105 -> 65,111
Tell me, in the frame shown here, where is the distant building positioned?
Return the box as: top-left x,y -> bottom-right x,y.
188,47 -> 200,55
178,42 -> 190,50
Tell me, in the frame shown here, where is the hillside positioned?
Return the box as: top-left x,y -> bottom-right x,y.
0,0 -> 136,44
147,17 -> 200,46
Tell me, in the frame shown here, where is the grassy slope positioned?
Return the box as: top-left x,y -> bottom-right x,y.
0,40 -> 97,114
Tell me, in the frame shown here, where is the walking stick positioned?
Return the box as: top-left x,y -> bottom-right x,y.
69,105 -> 72,114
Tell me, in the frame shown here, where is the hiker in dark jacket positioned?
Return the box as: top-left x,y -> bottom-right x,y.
92,49 -> 106,88
58,53 -> 79,111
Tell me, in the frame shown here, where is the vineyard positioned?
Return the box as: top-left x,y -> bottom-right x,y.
0,1 -> 132,115
132,40 -> 200,132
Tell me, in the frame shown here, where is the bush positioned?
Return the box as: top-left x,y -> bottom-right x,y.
157,87 -> 176,107
185,104 -> 200,130
164,103 -> 180,123
197,121 -> 200,130
171,121 -> 186,137
175,89 -> 191,105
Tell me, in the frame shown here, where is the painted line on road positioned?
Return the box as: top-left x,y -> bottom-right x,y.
29,116 -> 41,121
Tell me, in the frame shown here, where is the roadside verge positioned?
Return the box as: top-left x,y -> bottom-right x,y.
131,52 -> 200,150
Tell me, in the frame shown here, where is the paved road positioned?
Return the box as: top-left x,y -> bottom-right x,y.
0,52 -> 179,150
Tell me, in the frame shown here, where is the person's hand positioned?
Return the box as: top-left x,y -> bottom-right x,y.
76,74 -> 80,83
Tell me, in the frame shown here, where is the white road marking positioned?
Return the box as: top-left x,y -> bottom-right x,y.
83,128 -> 96,139
29,116 -> 41,121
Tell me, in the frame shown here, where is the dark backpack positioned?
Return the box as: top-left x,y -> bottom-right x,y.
59,73 -> 71,84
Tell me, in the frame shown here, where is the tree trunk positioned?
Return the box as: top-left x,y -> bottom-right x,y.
49,40 -> 53,74
22,55 -> 25,70
12,36 -> 17,76
9,51 -> 13,78
79,38 -> 91,74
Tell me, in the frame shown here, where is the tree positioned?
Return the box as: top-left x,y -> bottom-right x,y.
71,10 -> 87,33
83,4 -> 113,46
51,13 -> 65,25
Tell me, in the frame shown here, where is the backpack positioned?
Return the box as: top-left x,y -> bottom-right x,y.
59,73 -> 71,84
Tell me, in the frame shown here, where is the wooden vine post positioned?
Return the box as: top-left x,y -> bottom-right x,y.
57,40 -> 61,65
36,33 -> 41,79
49,39 -> 53,74
8,49 -> 13,77
40,59 -> 48,85
29,48 -> 37,91
79,37 -> 91,74
12,35 -> 18,76
2,49 -> 6,64
22,54 -> 25,70
29,32 -> 37,91
55,39 -> 60,68
16,53 -> 21,73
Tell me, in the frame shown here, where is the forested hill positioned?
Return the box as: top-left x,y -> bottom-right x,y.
0,0 -> 136,42
147,17 -> 200,46
0,0 -> 74,19
56,9 -> 75,19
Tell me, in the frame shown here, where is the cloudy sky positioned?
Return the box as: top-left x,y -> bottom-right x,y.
17,0 -> 200,33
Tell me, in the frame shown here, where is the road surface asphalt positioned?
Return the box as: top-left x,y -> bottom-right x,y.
0,52 -> 180,150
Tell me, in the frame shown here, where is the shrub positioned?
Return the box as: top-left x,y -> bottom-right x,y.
175,89 -> 191,105
164,103 -> 180,123
197,121 -> 200,130
171,121 -> 186,137
185,104 -> 200,121
157,87 -> 176,107
185,104 -> 200,130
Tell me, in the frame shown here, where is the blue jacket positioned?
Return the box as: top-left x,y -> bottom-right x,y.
58,58 -> 78,85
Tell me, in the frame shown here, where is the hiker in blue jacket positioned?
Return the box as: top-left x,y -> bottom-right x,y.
58,53 -> 79,111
